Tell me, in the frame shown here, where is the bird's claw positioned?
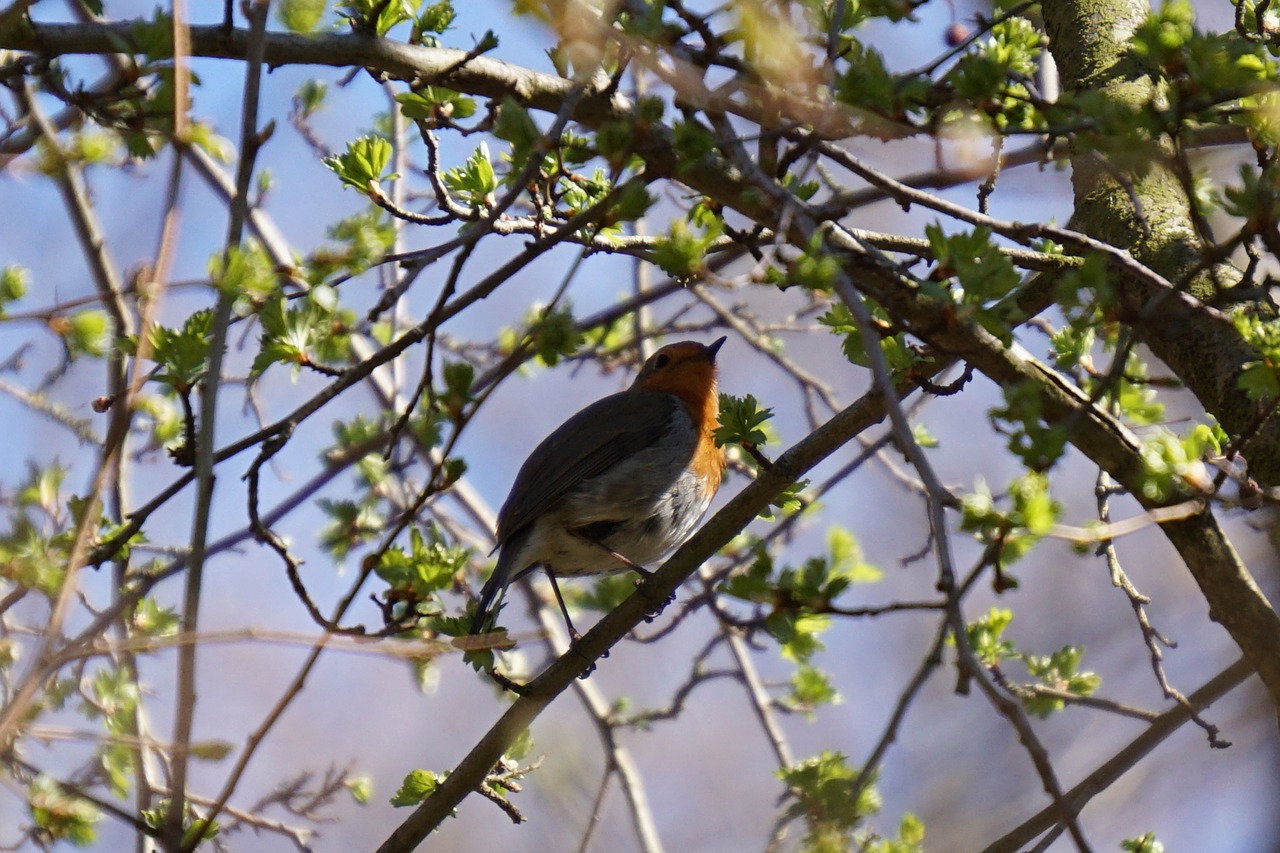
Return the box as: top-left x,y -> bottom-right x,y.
634,576 -> 675,620
566,635 -> 599,679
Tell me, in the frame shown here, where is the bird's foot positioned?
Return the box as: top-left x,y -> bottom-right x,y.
565,633 -> 600,679
633,576 -> 675,621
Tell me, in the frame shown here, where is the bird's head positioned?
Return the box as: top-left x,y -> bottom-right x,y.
631,336 -> 726,426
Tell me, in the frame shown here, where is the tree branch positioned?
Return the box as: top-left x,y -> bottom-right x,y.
981,658 -> 1255,852
375,389 -> 893,851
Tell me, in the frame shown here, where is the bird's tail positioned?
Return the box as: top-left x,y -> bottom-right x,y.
469,530 -> 530,635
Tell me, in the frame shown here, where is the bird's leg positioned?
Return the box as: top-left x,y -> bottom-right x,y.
568,528 -> 669,617
544,568 -> 581,641
544,569 -> 598,679
569,527 -> 650,575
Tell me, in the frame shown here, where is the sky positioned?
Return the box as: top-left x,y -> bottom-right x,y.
1,1 -> 1278,852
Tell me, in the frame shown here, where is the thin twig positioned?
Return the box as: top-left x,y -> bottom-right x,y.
171,2 -> 271,847
981,659 -> 1254,852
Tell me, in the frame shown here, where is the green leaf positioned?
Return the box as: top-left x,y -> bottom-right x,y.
608,181 -> 655,223
277,0 -> 327,32
391,769 -> 444,807
317,498 -> 385,559
337,0 -> 421,35
789,234 -> 841,292
1238,362 -> 1280,400
83,665 -> 140,727
211,244 -> 277,305
1235,313 -> 1280,401
146,310 -> 212,393
416,1 -> 456,35
1050,324 -> 1095,371
927,223 -> 1022,310
141,799 -> 219,844
493,96 -> 540,152
1132,1 -> 1195,65
529,304 -> 581,366
944,16 -> 1045,131
714,393 -> 774,449
1136,427 -> 1214,502
61,310 -> 112,358
990,379 -> 1070,471
346,775 -> 373,805
652,216 -> 722,278
294,79 -> 328,118
28,775 -> 101,845
1121,833 -> 1165,853
17,461 -> 65,511
787,664 -> 843,718
1013,473 -> 1058,536
722,540 -> 775,602
959,473 -> 1059,568
672,119 -> 716,164
964,607 -> 1016,665
1022,645 -> 1100,717
443,142 -> 497,207
397,87 -> 477,122
311,208 -> 396,280
818,302 -> 911,371
374,525 -> 471,603
249,290 -> 352,379
911,422 -> 939,449
129,9 -> 175,62
835,42 -> 904,116
99,741 -> 134,798
776,612 -> 831,662
131,598 -> 180,636
898,813 -> 925,846
828,526 -> 882,583
324,136 -> 397,193
574,573 -> 639,613
0,264 -> 29,314
759,479 -> 809,520
778,752 -> 880,848
506,728 -> 535,762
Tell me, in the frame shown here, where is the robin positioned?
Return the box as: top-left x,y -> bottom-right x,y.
470,336 -> 727,639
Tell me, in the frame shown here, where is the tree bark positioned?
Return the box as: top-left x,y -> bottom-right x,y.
1042,0 -> 1280,486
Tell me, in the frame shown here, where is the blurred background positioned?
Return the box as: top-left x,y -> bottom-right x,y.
1,0 -> 1277,851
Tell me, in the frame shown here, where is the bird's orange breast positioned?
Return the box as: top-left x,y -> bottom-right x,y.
663,372 -> 723,499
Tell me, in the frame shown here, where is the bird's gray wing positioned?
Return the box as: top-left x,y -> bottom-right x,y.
494,389 -> 680,545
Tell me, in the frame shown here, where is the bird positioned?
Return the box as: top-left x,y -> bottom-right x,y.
470,336 -> 727,639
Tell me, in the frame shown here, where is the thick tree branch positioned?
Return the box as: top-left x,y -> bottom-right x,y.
1041,0 -> 1279,484
8,16 -> 1274,486
825,232 -> 1280,721
375,390 -> 892,851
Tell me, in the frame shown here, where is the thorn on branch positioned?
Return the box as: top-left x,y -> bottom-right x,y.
742,441 -> 775,472
918,363 -> 974,397
489,668 -> 533,696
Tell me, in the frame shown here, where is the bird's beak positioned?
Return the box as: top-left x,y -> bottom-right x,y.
706,336 -> 727,361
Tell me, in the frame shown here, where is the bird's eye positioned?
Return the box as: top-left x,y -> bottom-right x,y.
653,353 -> 671,369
